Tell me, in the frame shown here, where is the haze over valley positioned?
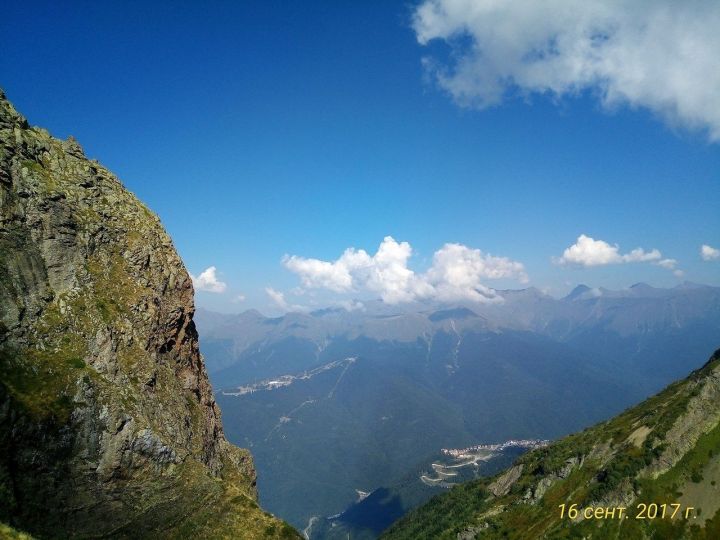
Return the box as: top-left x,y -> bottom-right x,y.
198,282 -> 720,534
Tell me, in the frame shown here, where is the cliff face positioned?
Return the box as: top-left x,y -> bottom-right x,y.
0,90 -> 298,539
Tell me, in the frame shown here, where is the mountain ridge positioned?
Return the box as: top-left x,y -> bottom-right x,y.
198,282 -> 720,387
198,283 -> 720,531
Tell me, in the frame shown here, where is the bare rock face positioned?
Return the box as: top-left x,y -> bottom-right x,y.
487,464 -> 523,498
0,90 -> 298,538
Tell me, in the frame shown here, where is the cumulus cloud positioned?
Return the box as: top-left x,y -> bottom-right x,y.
282,252 -> 357,292
555,235 -> 662,267
190,266 -> 227,293
265,287 -> 307,313
556,235 -> 685,277
281,236 -> 527,304
655,258 -> 678,270
701,244 -> 720,261
283,237 -> 426,304
413,0 -> 720,141
654,258 -> 685,278
336,299 -> 366,312
424,243 -> 528,302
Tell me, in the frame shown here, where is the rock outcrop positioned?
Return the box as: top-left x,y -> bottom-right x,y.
0,90 -> 298,538
487,465 -> 523,498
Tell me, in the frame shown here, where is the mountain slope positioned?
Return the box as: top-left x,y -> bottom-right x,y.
309,442 -> 533,539
0,90 -> 298,538
382,349 -> 720,539
215,331 -> 629,530
196,293 -> 720,532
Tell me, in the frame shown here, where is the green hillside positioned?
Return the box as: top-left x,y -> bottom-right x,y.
383,349 -> 720,540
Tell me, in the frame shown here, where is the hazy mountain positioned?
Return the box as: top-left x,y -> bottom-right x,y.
197,284 -> 720,533
383,349 -> 720,539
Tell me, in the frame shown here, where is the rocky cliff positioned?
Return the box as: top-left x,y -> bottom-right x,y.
0,90 -> 298,539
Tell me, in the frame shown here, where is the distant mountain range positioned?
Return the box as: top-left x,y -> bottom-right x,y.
383,348 -> 720,539
196,283 -> 720,534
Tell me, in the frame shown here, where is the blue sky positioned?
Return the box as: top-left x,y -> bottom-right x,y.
2,1 -> 719,314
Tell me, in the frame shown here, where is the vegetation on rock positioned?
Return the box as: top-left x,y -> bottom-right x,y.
0,89 -> 299,539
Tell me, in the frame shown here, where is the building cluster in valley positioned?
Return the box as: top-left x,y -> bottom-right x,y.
442,439 -> 549,459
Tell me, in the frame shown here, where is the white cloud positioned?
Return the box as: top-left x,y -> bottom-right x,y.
362,237 -> 434,303
265,287 -> 288,309
655,258 -> 677,270
265,287 -> 307,313
282,252 -> 357,292
556,234 -> 662,267
624,248 -> 663,264
701,244 -> 720,261
413,0 -> 720,141
283,237 -> 429,304
281,236 -> 527,304
424,243 -> 528,302
655,259 -> 685,278
232,294 -> 246,303
336,299 -> 366,312
190,266 -> 227,293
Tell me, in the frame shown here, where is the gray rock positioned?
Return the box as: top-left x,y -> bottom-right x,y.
488,464 -> 524,497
